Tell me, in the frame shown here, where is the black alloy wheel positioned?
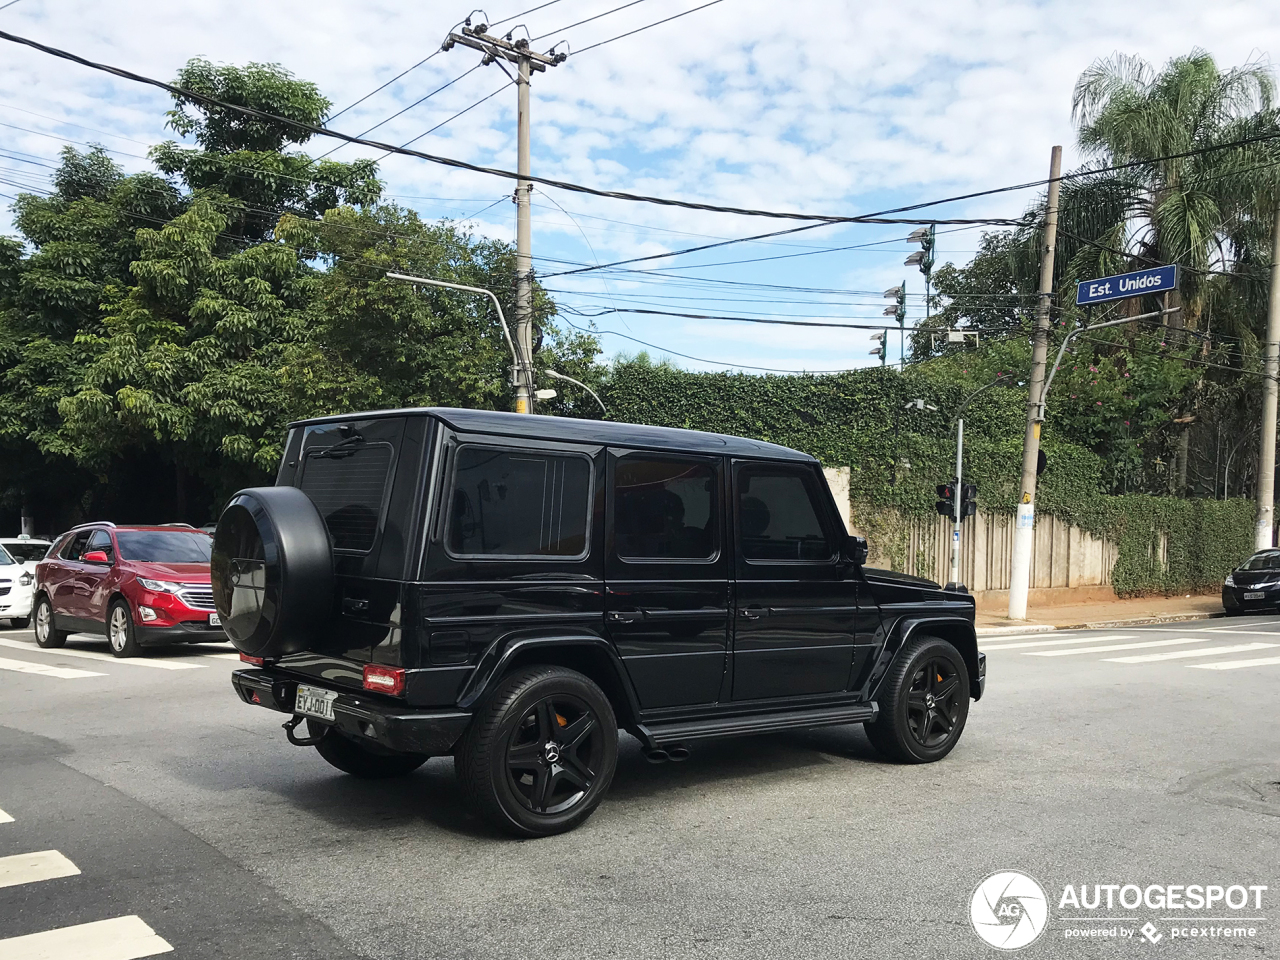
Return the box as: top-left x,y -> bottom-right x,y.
457,665 -> 618,837
865,635 -> 970,764
505,693 -> 604,816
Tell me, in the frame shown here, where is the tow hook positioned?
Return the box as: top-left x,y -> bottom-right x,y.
283,714 -> 329,746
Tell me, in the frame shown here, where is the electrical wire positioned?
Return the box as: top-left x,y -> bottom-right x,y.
491,0 -> 568,28
572,0 -> 728,56
327,48 -> 445,123
391,80 -> 513,153
532,0 -> 655,41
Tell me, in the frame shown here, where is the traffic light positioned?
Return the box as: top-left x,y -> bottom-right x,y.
935,483 -> 956,520
869,331 -> 886,365
960,483 -> 978,519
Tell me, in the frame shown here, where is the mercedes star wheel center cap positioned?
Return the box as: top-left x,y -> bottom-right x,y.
543,741 -> 561,763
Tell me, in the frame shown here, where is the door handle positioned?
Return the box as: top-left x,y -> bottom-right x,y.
606,610 -> 641,624
739,606 -> 767,620
342,597 -> 370,614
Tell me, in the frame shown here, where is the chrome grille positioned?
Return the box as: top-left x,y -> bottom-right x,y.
178,585 -> 216,611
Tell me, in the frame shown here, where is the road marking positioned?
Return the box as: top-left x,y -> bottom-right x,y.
1104,642 -> 1279,663
1028,638 -> 1210,657
1197,627 -> 1280,636
1189,655 -> 1280,671
0,849 -> 80,889
983,634 -> 1133,651
0,808 -> 13,824
0,656 -> 104,679
979,632 -> 1081,643
0,915 -> 173,960
199,652 -> 242,660
0,638 -> 203,670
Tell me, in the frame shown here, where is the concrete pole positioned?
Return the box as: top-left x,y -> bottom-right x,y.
950,418 -> 963,585
513,53 -> 535,414
1256,203 -> 1280,548
1008,145 -> 1063,620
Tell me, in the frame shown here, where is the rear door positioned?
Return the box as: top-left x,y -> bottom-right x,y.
51,531 -> 91,624
604,450 -> 729,709
730,461 -> 862,701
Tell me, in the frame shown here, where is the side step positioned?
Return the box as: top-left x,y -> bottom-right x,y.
638,702 -> 877,747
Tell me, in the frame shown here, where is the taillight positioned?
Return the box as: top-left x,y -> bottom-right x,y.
240,653 -> 264,666
363,664 -> 405,696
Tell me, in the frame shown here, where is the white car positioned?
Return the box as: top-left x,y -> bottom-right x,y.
0,540 -> 41,628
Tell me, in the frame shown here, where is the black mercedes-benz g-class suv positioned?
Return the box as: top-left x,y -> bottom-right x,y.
215,408 -> 984,837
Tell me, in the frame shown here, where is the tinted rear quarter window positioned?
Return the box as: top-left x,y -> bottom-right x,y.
299,443 -> 395,553
448,446 -> 591,558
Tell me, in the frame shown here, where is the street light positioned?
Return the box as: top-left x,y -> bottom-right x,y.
544,369 -> 607,415
882,284 -> 906,365
869,330 -> 887,366
906,225 -> 936,329
385,271 -> 533,413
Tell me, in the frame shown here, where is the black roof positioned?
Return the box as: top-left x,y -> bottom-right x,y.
290,407 -> 816,462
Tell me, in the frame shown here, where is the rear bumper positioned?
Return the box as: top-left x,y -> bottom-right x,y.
136,621 -> 227,646
232,669 -> 472,756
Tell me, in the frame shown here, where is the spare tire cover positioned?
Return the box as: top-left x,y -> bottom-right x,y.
211,486 -> 333,659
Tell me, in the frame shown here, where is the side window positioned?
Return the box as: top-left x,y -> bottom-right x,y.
614,456 -> 718,561
447,446 -> 591,559
86,529 -> 114,560
61,532 -> 91,561
737,465 -> 836,562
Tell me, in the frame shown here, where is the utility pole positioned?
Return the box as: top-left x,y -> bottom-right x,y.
1257,203 -> 1280,549
1007,145 -> 1063,621
443,22 -> 565,413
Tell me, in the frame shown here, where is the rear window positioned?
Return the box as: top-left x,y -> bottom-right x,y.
299,443 -> 394,553
447,446 -> 591,559
116,530 -> 212,563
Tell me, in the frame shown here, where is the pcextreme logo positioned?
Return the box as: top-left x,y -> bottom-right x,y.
970,871 -> 1050,950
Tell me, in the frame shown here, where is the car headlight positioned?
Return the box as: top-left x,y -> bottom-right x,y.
1224,574 -> 1235,587
18,572 -> 33,586
137,577 -> 182,594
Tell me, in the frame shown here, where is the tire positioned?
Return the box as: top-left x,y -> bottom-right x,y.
107,599 -> 143,658
456,665 -> 618,838
10,617 -> 30,629
33,597 -> 67,648
866,636 -> 970,764
308,720 -> 429,779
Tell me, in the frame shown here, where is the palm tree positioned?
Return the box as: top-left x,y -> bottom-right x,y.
1067,50 -> 1280,491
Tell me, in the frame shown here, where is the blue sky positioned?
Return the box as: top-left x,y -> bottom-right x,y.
2,0 -> 1279,373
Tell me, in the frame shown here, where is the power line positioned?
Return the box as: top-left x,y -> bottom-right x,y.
392,80 -> 513,153
532,0 -> 655,41
573,0 -> 729,56
491,0 -> 569,28
562,304 -> 940,332
327,48 -> 445,123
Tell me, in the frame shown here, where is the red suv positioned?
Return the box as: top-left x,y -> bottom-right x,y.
33,523 -> 224,657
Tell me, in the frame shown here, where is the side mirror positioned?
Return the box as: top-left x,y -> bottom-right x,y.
845,534 -> 868,566
83,550 -> 111,564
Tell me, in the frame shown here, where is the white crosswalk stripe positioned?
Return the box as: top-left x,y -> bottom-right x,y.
0,915 -> 173,960
983,634 -> 1133,651
0,849 -> 80,889
1027,637 -> 1210,657
0,656 -> 104,679
1104,642 -> 1279,664
0,807 -> 13,824
0,637 -> 204,670
1188,655 -> 1280,670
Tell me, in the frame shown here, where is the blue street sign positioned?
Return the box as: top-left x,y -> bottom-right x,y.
1075,265 -> 1178,306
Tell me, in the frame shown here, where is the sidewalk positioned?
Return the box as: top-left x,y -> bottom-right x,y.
974,593 -> 1224,635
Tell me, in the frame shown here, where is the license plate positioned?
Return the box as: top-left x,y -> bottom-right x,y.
1244,591 -> 1265,600
295,684 -> 337,721
208,613 -> 221,627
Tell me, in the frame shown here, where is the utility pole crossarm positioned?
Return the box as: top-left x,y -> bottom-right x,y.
442,24 -> 565,71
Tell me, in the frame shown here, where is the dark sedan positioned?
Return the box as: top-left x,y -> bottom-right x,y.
1223,550 -> 1280,614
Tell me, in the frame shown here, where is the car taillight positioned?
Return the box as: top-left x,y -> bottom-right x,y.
363,664 -> 405,696
240,653 -> 264,666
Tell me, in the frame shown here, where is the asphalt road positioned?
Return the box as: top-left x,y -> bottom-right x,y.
0,617 -> 1277,959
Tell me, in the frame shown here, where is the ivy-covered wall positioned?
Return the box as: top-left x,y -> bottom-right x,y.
602,360 -> 1254,596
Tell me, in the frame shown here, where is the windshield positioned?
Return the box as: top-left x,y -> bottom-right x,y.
116,530 -> 212,563
0,545 -> 13,566
4,541 -> 51,563
1241,552 -> 1280,571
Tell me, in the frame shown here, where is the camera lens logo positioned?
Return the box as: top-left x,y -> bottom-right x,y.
970,871 -> 1049,950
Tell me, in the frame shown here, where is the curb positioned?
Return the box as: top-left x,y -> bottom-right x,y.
975,610 -> 1223,637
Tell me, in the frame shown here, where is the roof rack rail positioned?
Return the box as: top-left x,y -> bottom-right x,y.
69,521 -> 115,530
160,522 -> 196,528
